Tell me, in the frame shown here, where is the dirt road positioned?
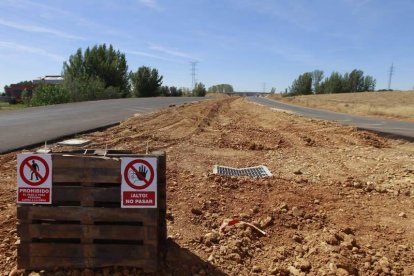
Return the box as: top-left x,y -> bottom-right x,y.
1,97 -> 413,275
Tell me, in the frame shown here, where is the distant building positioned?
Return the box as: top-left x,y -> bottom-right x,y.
5,75 -> 63,103
5,83 -> 34,102
33,75 -> 64,85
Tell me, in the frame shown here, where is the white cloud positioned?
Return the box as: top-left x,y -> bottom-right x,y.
126,50 -> 185,63
0,41 -> 64,61
0,19 -> 84,40
0,0 -> 130,39
138,0 -> 159,9
148,44 -> 196,60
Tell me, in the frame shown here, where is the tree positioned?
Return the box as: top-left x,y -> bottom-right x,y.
311,70 -> 324,93
130,66 -> 163,97
363,76 -> 376,91
289,72 -> 312,95
30,84 -> 70,106
63,44 -> 129,100
169,86 -> 182,97
193,82 -> 206,97
323,72 -> 344,93
208,84 -> 234,93
347,69 -> 364,92
158,86 -> 170,96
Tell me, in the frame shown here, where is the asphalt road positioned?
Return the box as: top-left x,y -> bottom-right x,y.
0,97 -> 204,154
249,97 -> 414,140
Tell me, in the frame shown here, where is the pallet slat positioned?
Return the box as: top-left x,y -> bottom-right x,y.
18,243 -> 156,258
53,187 -> 120,203
17,256 -> 157,270
17,152 -> 166,271
17,206 -> 158,226
53,168 -> 120,183
17,224 -> 157,242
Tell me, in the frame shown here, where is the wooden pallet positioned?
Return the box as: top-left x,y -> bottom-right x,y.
17,151 -> 167,272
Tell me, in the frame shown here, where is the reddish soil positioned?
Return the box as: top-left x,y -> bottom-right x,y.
1,97 -> 413,275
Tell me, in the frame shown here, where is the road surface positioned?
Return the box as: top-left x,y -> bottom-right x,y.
249,97 -> 414,140
0,97 -> 203,153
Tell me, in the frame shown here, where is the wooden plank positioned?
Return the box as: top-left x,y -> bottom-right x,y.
17,256 -> 157,270
17,206 -> 158,226
52,155 -> 120,170
18,243 -> 156,258
53,167 -> 120,183
17,224 -> 157,242
52,155 -> 121,183
53,187 -> 120,203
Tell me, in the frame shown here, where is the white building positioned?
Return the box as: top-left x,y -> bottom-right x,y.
33,75 -> 64,85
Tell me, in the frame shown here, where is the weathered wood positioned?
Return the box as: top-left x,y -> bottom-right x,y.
17,206 -> 158,226
18,243 -> 156,258
52,155 -> 120,169
53,186 -> 120,203
17,152 -> 166,271
17,256 -> 157,270
17,224 -> 157,242
53,167 -> 121,183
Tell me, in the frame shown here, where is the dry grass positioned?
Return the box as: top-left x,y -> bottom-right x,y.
273,91 -> 414,121
0,102 -> 25,111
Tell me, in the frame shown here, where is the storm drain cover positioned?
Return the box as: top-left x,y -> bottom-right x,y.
213,165 -> 272,177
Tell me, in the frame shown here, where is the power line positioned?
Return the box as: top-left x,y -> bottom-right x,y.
388,63 -> 394,90
190,61 -> 198,89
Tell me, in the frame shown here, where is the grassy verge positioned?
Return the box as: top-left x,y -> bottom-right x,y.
0,102 -> 26,111
272,91 -> 414,121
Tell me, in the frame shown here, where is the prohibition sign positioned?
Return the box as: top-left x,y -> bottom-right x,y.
19,156 -> 50,186
124,159 -> 155,190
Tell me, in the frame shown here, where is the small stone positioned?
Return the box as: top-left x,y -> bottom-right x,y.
353,182 -> 362,188
28,273 -> 41,276
292,234 -> 303,243
204,232 -> 220,246
207,254 -> 215,262
251,266 -> 262,273
166,211 -> 174,221
288,265 -> 301,275
8,268 -> 22,276
228,253 -> 242,263
398,212 -> 407,218
279,202 -> 288,211
191,208 -> 203,215
293,169 -> 303,175
291,207 -> 303,217
314,199 -> 320,204
295,258 -> 311,272
259,216 -> 273,228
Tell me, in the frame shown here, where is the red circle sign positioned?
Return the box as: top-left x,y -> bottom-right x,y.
19,156 -> 50,186
124,159 -> 155,190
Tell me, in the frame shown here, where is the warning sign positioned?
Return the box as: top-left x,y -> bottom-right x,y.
17,154 -> 52,204
121,157 -> 157,208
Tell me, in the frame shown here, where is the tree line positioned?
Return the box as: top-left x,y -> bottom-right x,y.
207,84 -> 234,93
23,44 -> 207,106
288,69 -> 376,96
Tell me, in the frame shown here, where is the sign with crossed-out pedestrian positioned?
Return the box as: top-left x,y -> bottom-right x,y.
17,154 -> 52,204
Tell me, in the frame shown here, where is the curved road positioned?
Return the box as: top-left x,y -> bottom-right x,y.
0,97 -> 204,154
249,97 -> 414,140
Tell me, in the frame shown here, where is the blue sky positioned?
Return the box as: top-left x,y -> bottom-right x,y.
1,0 -> 413,92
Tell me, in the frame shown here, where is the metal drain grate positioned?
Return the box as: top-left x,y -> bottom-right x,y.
213,165 -> 272,177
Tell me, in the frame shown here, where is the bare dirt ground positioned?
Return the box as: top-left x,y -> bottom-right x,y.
1,97 -> 414,275
272,91 -> 414,121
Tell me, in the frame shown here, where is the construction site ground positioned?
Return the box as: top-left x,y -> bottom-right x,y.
1,97 -> 413,275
